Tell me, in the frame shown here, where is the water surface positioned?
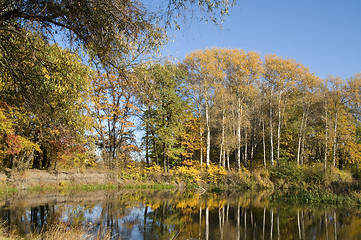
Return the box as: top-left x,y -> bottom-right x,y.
0,190 -> 360,239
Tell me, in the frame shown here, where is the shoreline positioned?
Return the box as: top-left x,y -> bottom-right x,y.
1,166 -> 360,208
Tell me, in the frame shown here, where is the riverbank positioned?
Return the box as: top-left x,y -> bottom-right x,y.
1,163 -> 360,206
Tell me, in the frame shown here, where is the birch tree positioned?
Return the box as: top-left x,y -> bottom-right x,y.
183,48 -> 225,169
223,49 -> 262,170
264,55 -> 299,167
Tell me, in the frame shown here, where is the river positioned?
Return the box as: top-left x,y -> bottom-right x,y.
0,189 -> 360,239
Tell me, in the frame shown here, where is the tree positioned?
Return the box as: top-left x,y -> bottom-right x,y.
90,72 -> 139,169
223,49 -> 262,169
0,0 -> 235,71
293,66 -> 321,165
0,30 -> 91,170
183,48 -> 225,169
263,55 -> 302,167
135,62 -> 188,171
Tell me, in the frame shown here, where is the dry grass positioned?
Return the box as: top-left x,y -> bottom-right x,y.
0,221 -> 110,240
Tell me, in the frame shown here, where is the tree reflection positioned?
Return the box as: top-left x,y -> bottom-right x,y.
0,190 -> 360,239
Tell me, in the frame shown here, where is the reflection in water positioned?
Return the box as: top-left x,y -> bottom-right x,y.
1,190 -> 361,239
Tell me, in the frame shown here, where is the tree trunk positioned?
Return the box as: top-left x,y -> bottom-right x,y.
244,127 -> 248,167
297,112 -> 305,165
333,110 -> 338,168
220,108 -> 225,167
205,98 -> 210,169
145,108 -> 150,166
262,119 -> 267,170
270,96 -> 274,166
276,91 -> 282,168
324,101 -> 328,170
154,140 -> 159,165
300,115 -> 308,165
199,104 -> 203,167
237,97 -> 242,171
226,150 -> 230,171
163,143 -> 166,172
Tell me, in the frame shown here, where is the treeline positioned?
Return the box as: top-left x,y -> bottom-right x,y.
1,39 -> 361,172
0,0 -> 233,171
2,1 -> 359,174
138,48 -> 361,172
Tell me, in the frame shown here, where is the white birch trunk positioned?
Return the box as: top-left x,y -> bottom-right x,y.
333,110 -> 338,168
297,112 -> 305,165
244,127 -> 248,167
300,115 -> 308,165
226,150 -> 230,171
270,95 -> 274,166
220,108 -> 225,167
199,104 -> 203,167
277,91 -> 282,168
205,98 -> 210,169
237,96 -> 242,171
262,119 -> 267,170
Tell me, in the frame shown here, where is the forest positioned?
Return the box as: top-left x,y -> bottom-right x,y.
0,1 -> 361,178
1,44 -> 361,174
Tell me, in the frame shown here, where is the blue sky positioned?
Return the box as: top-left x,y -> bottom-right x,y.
161,0 -> 361,79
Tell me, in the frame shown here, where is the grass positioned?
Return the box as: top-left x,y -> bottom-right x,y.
123,183 -> 175,190
0,186 -> 17,196
17,183 -> 117,193
0,221 -> 111,240
74,184 -> 117,191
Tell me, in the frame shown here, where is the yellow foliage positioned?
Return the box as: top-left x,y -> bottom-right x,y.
174,165 -> 201,185
206,164 -> 227,185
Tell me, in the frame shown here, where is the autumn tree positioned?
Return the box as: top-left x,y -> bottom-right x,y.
263,55 -> 304,167
0,0 -> 235,72
135,63 -> 188,171
223,49 -> 262,169
0,31 -> 91,170
183,48 -> 226,169
90,72 -> 139,169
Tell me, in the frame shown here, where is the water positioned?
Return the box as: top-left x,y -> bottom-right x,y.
0,190 -> 360,239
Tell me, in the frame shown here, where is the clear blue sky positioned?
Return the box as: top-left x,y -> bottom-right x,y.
161,0 -> 361,79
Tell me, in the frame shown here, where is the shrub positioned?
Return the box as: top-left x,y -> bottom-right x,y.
173,165 -> 201,186
351,165 -> 361,180
329,167 -> 353,183
205,164 -> 227,186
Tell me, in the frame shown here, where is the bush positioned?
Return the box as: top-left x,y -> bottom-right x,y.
270,162 -> 355,191
173,165 -> 201,186
351,165 -> 361,180
328,167 -> 353,183
205,164 -> 227,186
